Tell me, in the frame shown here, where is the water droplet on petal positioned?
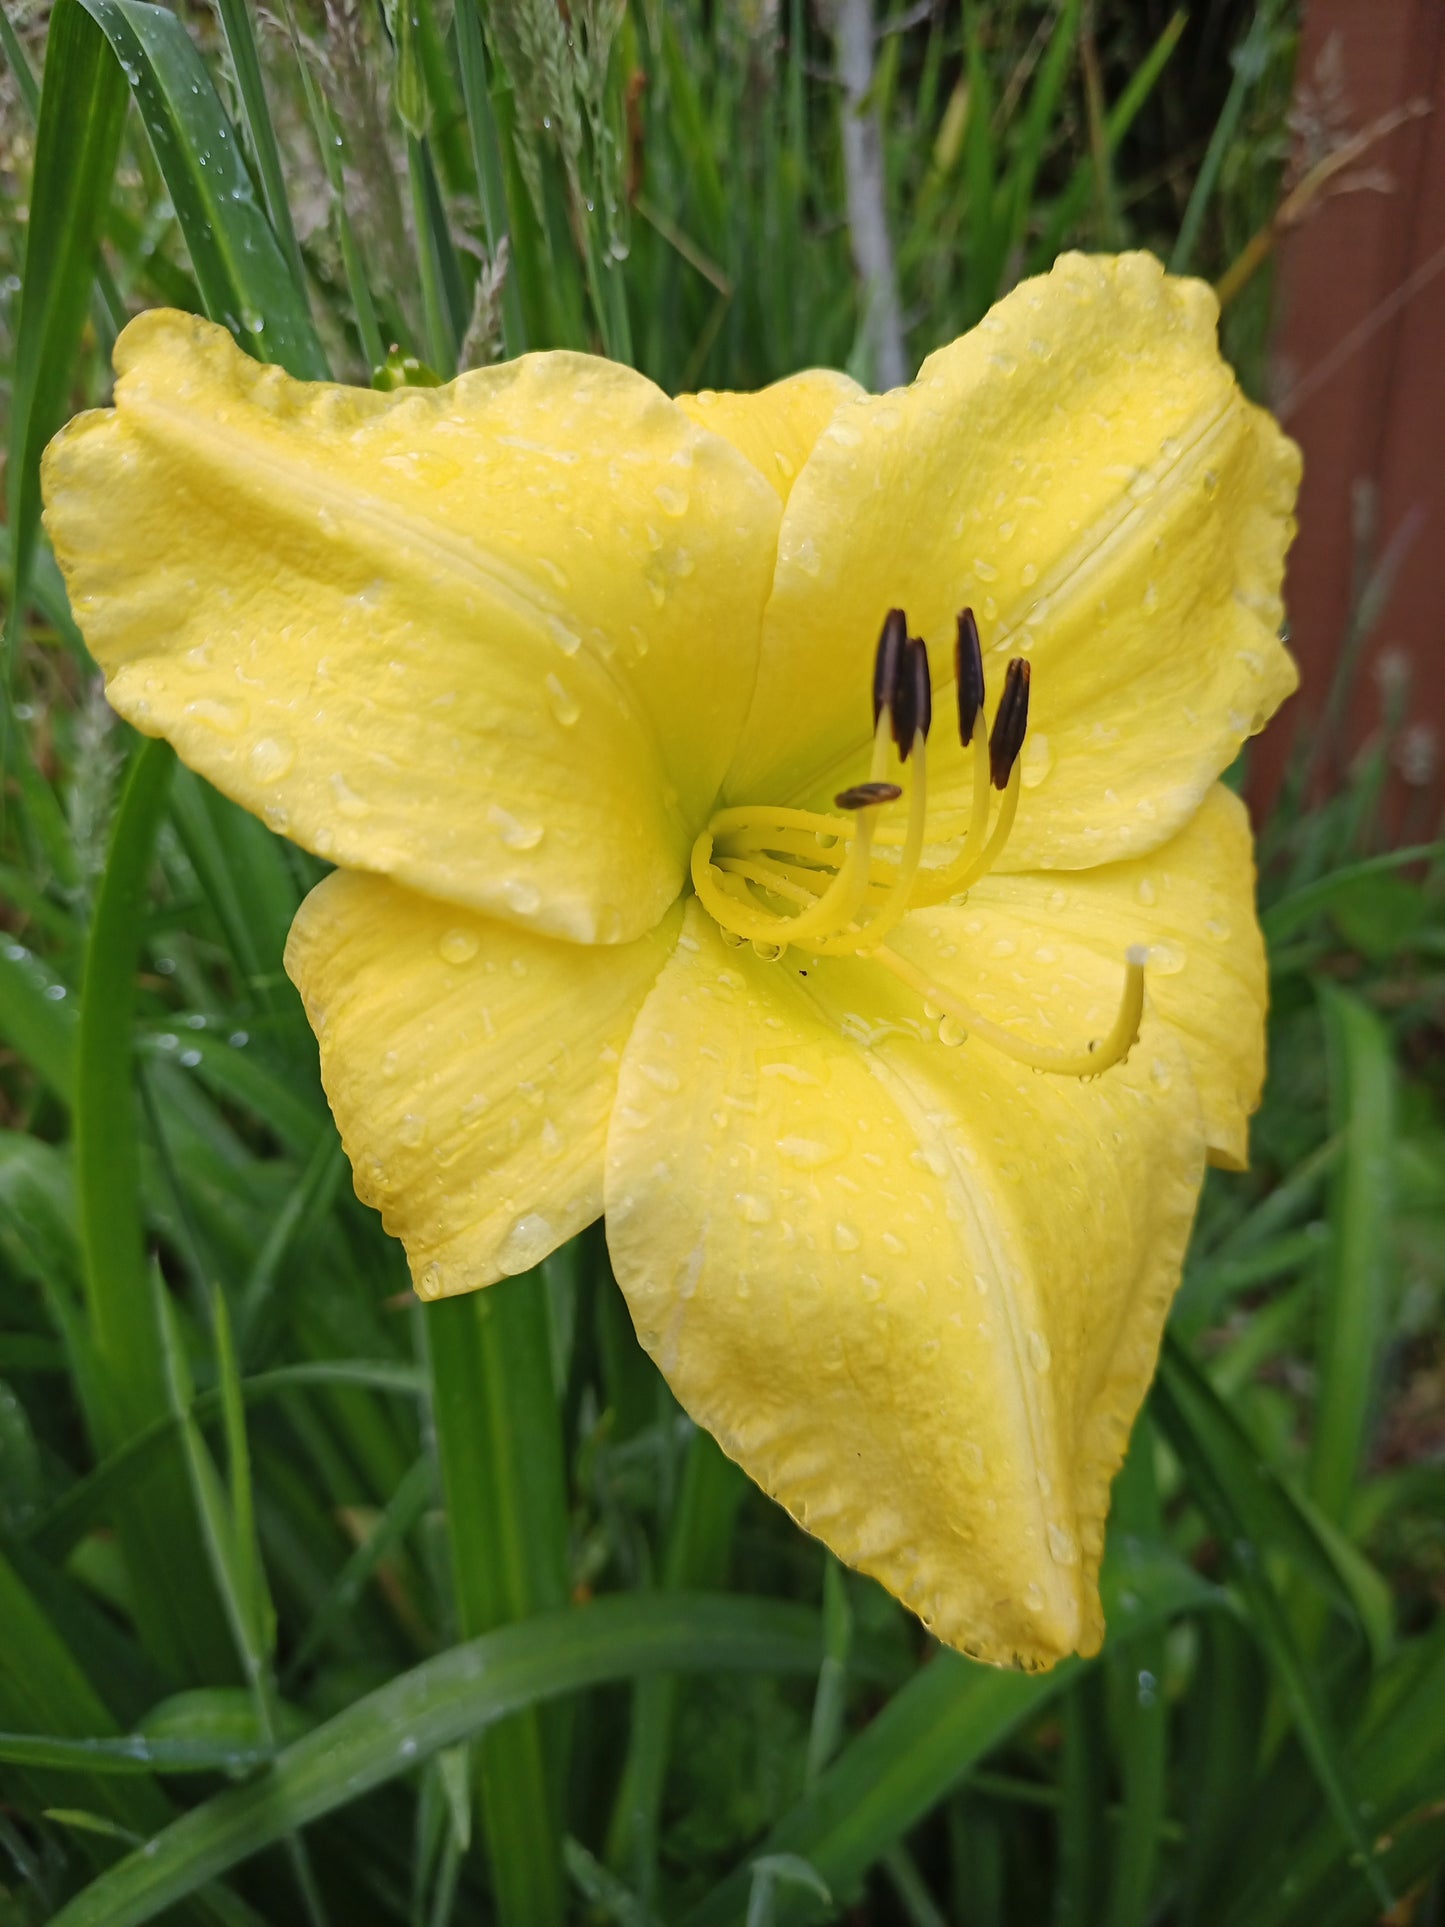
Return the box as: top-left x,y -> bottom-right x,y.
439,929 -> 480,964
487,805 -> 544,851
832,1221 -> 861,1253
734,1192 -> 773,1224
1047,1523 -> 1079,1566
496,1211 -> 555,1272
1019,733 -> 1053,789
1028,1330 -> 1052,1373
545,672 -> 580,726
248,733 -> 296,783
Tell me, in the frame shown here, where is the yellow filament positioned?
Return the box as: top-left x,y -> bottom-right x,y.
823,731 -> 929,955
709,803 -> 860,845
692,800 -> 880,946
715,855 -> 829,906
693,716 -> 896,950
874,943 -> 1148,1076
917,756 -> 1020,905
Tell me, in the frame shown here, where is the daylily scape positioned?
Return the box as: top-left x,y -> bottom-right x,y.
43,251 -> 1299,1670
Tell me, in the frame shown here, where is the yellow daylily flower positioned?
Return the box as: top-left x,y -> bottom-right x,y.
43,251 -> 1299,1671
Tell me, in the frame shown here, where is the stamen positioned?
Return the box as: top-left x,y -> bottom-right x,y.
875,942 -> 1148,1077
954,608 -> 985,746
692,713 -> 895,949
872,608 -> 908,733
824,634 -> 933,954
836,781 -> 903,810
892,634 -> 931,762
989,658 -> 1031,790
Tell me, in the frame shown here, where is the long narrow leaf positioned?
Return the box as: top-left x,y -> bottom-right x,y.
4,0 -> 127,659
78,0 -> 327,378
47,1595 -> 846,1927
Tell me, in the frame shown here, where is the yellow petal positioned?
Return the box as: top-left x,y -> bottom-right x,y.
725,252 -> 1299,875
43,311 -> 780,942
605,901 -> 1204,1668
900,784 -> 1265,1168
285,868 -> 681,1293
675,369 -> 862,504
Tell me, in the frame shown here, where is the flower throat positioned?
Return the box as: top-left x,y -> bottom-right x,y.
691,608 -> 1146,1078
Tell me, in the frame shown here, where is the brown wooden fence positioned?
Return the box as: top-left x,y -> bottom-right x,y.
1257,0 -> 1445,835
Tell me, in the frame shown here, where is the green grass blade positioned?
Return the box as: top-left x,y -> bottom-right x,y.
605,1426 -> 747,1900
78,0 -> 328,378
212,0 -> 307,290
1102,1422 -> 1168,1927
4,0 -> 127,661
424,1280 -> 572,1926
1154,1341 -> 1392,1912
74,736 -> 234,1680
26,1361 -> 424,1565
1169,0 -> 1282,274
1309,983 -> 1396,1525
0,936 -> 78,1105
454,0 -> 526,357
282,1455 -> 434,1685
1026,9 -> 1185,275
47,1595 -> 840,1927
685,1548 -> 1221,1927
0,1547 -> 172,1857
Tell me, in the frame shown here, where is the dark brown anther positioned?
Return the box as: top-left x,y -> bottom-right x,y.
954,608 -> 985,745
872,608 -> 908,732
835,781 -> 903,811
893,635 -> 932,762
988,658 -> 1031,790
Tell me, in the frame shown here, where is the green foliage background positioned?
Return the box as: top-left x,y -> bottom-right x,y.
1,2 -> 1443,1922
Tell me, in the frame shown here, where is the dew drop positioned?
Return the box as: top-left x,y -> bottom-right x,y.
1028,1330 -> 1052,1373
972,557 -> 999,583
1047,1523 -> 1079,1566
1147,939 -> 1186,975
1205,915 -> 1231,941
184,696 -> 247,735
399,1113 -> 427,1148
777,1134 -> 842,1171
1020,561 -> 1038,587
638,1061 -> 681,1093
734,1191 -> 773,1224
503,880 -> 542,916
248,733 -> 296,783
1135,877 -> 1157,906
1150,1057 -> 1173,1093
1019,732 -> 1053,789
832,1221 -> 862,1253
496,1211 -> 555,1271
653,482 -> 688,516
330,770 -> 369,818
439,928 -> 480,964
545,672 -> 581,726
488,804 -> 545,851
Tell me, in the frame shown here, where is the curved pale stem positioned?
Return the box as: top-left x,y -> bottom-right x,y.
874,942 -> 1148,1076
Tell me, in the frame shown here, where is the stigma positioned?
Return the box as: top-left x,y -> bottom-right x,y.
690,607 -> 1146,1080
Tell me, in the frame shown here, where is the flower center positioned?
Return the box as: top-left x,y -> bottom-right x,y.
690,608 -> 1146,1079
